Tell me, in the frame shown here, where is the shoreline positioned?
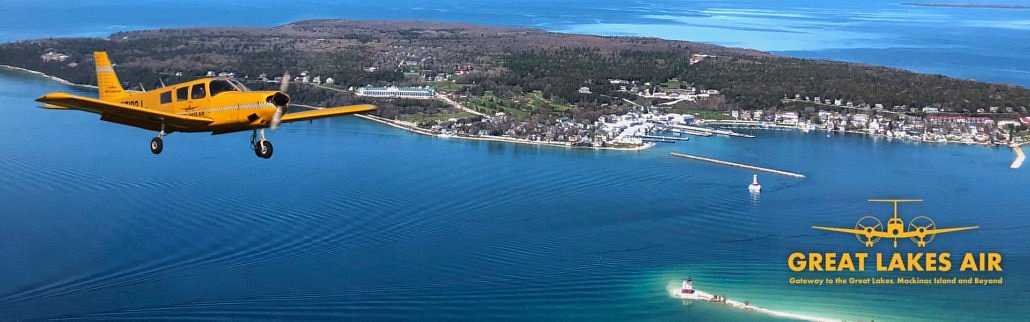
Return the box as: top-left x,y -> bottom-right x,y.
704,120 -> 1016,148
355,114 -> 655,152
0,65 -> 94,89
2,65 -> 1021,151
0,65 -> 653,152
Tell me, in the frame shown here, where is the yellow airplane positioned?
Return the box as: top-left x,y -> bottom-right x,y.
812,199 -> 978,248
35,51 -> 377,159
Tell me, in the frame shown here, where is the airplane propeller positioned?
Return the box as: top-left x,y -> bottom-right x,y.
270,71 -> 290,130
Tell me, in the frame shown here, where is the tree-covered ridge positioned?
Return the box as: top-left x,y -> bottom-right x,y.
0,19 -> 1027,116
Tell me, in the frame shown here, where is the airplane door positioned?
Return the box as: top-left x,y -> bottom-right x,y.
188,82 -> 210,118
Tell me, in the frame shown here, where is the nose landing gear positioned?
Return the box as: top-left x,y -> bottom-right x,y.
251,129 -> 274,159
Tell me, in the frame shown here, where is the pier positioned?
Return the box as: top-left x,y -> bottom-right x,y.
666,127 -> 713,137
669,124 -> 754,138
1012,144 -> 1025,169
638,135 -> 690,142
670,152 -> 806,179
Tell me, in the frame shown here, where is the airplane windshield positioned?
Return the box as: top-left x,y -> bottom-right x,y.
230,80 -> 250,92
209,79 -> 238,96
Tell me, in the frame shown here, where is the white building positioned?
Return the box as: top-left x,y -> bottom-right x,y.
358,86 -> 436,98
775,111 -> 799,125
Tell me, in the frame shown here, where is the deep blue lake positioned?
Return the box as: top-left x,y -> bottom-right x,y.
1,1 -> 1029,320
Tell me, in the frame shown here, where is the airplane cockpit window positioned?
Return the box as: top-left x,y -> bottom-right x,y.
230,80 -> 250,92
209,80 -> 238,96
191,83 -> 206,99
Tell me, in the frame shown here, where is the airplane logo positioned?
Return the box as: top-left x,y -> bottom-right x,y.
812,199 -> 978,248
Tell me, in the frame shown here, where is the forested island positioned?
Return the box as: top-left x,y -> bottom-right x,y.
1,19 -> 1028,147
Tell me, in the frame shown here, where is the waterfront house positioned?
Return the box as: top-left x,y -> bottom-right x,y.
775,111 -> 799,126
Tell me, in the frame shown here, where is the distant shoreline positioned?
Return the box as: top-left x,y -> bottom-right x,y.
0,65 -> 652,152
904,2 -> 1030,9
0,65 -> 93,88
355,114 -> 654,152
1,64 -> 1018,151
704,120 -> 1008,147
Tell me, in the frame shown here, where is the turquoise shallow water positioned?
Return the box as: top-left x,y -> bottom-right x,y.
0,69 -> 1027,320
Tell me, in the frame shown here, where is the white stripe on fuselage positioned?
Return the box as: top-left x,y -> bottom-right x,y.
176,102 -> 277,115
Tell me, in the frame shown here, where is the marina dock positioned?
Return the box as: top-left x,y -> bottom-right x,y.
670,152 -> 806,179
639,135 -> 690,142
666,127 -> 713,137
670,124 -> 755,138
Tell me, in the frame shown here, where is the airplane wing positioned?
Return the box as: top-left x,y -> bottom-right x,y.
280,104 -> 378,123
812,226 -> 867,235
869,226 -> 979,239
36,92 -> 214,128
927,226 -> 979,235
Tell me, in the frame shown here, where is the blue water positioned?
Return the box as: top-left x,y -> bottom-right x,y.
1,69 -> 1028,320
1,0 -> 1029,86
2,1 -> 1030,320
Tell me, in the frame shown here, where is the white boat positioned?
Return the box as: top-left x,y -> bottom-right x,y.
748,174 -> 761,193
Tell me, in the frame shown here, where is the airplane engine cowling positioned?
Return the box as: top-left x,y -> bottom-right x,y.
267,92 -> 290,107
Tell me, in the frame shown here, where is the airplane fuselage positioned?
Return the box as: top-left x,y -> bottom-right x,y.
107,77 -> 288,134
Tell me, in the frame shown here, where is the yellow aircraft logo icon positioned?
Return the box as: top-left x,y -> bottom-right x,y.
812,199 -> 978,248
35,52 -> 378,159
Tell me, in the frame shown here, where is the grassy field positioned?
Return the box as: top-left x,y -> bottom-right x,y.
676,108 -> 735,121
427,81 -> 474,94
660,78 -> 688,90
521,91 -> 576,112
462,92 -> 528,119
462,90 -> 576,119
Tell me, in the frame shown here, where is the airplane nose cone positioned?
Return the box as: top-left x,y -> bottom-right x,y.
268,92 -> 290,106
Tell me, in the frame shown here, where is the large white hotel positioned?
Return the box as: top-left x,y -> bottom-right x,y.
357,86 -> 436,98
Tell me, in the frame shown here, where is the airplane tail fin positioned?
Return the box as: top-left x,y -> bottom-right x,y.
94,51 -> 128,101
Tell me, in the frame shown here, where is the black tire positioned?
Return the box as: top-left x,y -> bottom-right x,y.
150,137 -> 163,155
255,140 -> 273,159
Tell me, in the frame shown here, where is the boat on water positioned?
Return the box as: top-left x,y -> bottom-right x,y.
748,174 -> 761,193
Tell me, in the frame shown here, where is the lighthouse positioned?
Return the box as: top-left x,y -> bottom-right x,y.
748,174 -> 761,193
681,277 -> 695,294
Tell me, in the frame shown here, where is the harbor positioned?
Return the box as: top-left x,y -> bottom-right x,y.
670,152 -> 806,179
668,124 -> 755,138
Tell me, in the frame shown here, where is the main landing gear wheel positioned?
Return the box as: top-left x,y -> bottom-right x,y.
255,140 -> 273,159
150,137 -> 164,154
